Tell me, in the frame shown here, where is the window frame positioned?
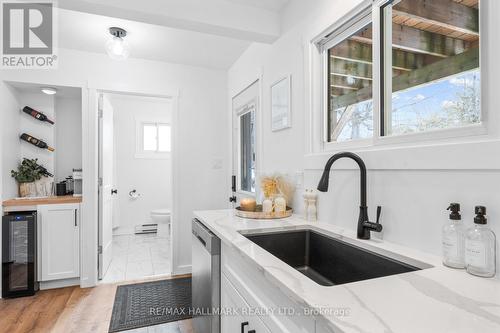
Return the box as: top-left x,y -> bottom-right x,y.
315,0 -> 489,152
236,101 -> 256,195
135,120 -> 171,159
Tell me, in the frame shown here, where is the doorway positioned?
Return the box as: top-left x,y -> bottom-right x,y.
98,92 -> 174,283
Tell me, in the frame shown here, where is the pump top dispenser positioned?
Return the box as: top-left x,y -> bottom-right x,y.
442,203 -> 465,268
474,206 -> 487,224
447,203 -> 461,220
465,206 -> 496,278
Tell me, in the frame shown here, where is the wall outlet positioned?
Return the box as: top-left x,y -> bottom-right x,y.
295,171 -> 304,188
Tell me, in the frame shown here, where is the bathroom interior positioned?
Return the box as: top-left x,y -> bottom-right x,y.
100,93 -> 173,283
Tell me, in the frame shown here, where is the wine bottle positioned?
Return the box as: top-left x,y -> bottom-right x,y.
20,133 -> 55,152
22,106 -> 54,124
38,165 -> 54,178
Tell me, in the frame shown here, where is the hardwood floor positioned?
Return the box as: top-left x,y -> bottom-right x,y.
0,275 -> 193,333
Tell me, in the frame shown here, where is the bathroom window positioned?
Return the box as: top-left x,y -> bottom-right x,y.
317,0 -> 484,147
136,122 -> 171,158
238,104 -> 256,193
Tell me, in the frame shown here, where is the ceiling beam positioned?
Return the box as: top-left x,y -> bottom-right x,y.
330,39 -> 442,72
329,74 -> 371,91
332,47 -> 479,110
330,58 -> 372,81
57,0 -> 281,43
393,0 -> 479,37
353,23 -> 471,58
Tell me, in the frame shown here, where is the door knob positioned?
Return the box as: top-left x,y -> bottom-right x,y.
111,189 -> 117,195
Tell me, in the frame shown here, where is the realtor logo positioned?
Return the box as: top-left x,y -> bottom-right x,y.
1,1 -> 57,68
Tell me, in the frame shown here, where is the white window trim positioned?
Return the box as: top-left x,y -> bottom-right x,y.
135,118 -> 171,159
236,101 -> 256,195
311,0 -> 494,159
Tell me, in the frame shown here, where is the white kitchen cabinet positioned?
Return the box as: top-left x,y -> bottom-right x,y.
222,243 -> 316,333
39,203 -> 80,281
221,274 -> 271,333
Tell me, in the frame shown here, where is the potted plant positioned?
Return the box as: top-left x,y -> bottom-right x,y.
11,158 -> 44,197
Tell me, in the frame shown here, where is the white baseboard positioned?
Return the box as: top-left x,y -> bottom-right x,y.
112,226 -> 135,236
39,277 -> 80,290
80,276 -> 97,288
173,264 -> 192,276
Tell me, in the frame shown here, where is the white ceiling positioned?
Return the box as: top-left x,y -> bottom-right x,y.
58,9 -> 252,69
7,81 -> 82,99
58,0 -> 287,44
56,0 -> 293,68
225,0 -> 290,11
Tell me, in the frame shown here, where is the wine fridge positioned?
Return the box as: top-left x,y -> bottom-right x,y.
2,212 -> 38,298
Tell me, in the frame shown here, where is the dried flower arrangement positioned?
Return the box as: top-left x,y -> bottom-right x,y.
260,173 -> 295,206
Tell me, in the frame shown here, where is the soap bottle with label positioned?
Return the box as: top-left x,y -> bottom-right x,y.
465,206 -> 496,278
442,203 -> 465,268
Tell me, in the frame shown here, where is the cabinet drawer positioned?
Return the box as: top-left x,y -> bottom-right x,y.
221,274 -> 271,333
222,243 -> 315,333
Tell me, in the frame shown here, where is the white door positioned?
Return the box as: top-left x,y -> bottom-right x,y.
231,81 -> 259,204
39,204 -> 80,281
98,93 -> 116,279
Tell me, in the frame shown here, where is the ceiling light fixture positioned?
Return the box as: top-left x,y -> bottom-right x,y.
106,27 -> 130,60
41,87 -> 57,95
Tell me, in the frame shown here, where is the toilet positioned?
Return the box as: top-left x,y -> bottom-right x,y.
150,209 -> 171,236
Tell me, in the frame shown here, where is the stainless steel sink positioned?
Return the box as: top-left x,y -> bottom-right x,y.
242,229 -> 426,286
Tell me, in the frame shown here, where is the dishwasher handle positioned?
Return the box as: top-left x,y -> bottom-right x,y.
192,218 -> 220,255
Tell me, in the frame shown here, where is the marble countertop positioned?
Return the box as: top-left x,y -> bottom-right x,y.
194,209 -> 500,333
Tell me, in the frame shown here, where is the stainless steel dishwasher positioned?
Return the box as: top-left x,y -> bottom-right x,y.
192,218 -> 220,333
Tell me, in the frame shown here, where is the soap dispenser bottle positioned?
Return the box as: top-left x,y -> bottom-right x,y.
442,203 -> 465,268
465,206 -> 496,278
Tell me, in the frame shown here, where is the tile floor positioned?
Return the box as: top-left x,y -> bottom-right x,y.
102,229 -> 171,283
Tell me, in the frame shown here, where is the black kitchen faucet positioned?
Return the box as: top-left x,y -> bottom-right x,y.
317,152 -> 382,240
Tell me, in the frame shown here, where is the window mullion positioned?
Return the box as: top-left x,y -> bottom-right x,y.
372,3 -> 383,142
382,2 -> 393,137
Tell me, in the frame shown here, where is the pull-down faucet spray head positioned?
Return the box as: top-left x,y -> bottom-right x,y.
317,169 -> 331,192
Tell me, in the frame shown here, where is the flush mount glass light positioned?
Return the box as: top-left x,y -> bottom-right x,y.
41,87 -> 57,95
106,27 -> 130,60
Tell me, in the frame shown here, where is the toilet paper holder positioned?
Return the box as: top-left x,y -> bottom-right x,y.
129,189 -> 141,199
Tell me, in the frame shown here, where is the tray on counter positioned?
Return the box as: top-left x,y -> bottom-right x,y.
234,205 -> 293,219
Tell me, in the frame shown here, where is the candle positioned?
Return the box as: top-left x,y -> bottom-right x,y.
262,198 -> 273,214
240,198 -> 256,212
274,196 -> 286,213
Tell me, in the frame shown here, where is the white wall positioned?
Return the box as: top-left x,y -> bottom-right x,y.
1,47 -> 229,279
228,0 -> 500,277
55,96 -> 83,181
19,93 -> 56,175
109,94 -> 173,235
0,82 -> 21,199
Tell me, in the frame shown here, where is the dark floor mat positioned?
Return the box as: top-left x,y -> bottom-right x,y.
109,277 -> 192,332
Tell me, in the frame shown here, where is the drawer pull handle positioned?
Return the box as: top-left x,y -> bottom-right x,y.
241,321 -> 249,333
